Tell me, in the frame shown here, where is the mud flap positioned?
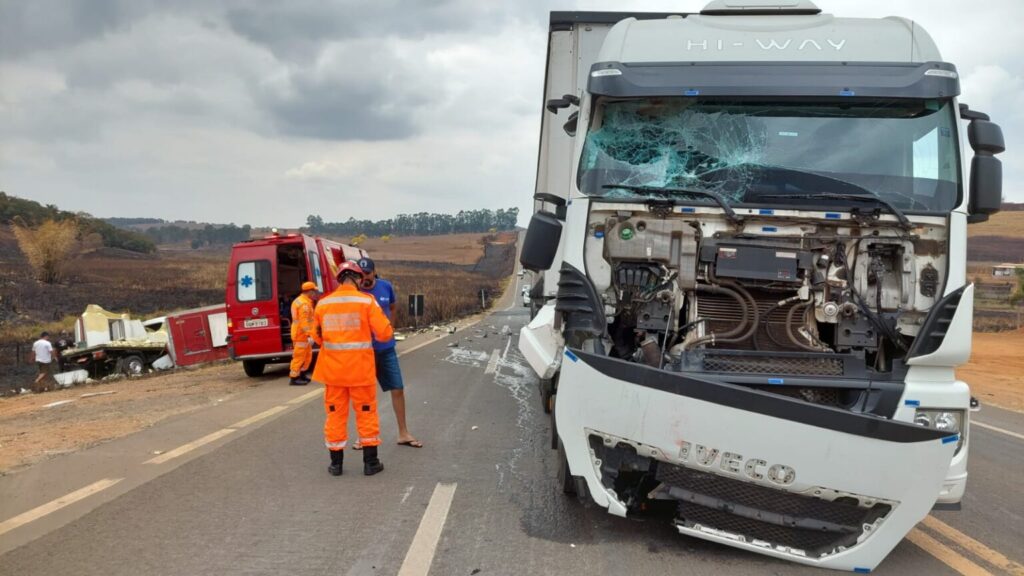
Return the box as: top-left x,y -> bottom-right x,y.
556,349 -> 957,572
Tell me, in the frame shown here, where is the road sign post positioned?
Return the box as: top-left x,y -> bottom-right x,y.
408,294 -> 425,329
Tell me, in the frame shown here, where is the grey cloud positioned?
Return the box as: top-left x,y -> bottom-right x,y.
0,0 -> 150,58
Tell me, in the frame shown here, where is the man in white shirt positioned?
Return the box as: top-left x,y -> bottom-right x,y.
32,332 -> 54,392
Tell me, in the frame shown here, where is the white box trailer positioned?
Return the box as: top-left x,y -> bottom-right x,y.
519,1 -> 1005,572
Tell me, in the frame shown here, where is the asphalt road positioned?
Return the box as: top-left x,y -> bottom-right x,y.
2,282 -> 1022,575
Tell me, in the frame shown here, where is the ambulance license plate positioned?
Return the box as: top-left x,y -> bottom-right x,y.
244,318 -> 269,328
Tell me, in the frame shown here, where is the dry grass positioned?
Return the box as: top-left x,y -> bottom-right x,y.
967,211 -> 1024,238
381,264 -> 503,328
11,220 -> 79,283
331,232 -> 498,265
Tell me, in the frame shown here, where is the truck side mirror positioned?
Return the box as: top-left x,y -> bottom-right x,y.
546,94 -> 580,114
534,192 -> 568,220
563,111 -> 579,137
962,105 -> 1005,223
520,211 -> 563,272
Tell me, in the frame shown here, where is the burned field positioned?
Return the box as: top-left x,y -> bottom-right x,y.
0,229 -> 516,390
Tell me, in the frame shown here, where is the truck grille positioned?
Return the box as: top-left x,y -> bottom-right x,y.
655,463 -> 891,557
702,353 -> 844,377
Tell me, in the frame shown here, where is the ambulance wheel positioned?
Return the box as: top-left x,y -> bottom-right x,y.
120,355 -> 146,376
242,360 -> 265,377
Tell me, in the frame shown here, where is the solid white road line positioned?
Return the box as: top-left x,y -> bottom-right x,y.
484,349 -> 501,374
287,388 -> 323,405
230,405 -> 288,429
145,428 -> 236,465
972,420 -> 1024,442
397,482 -> 458,576
0,478 -> 123,537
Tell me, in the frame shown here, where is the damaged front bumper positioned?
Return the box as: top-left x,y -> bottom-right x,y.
558,349 -> 958,572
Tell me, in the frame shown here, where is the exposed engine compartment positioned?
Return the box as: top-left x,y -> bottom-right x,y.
583,207 -> 949,414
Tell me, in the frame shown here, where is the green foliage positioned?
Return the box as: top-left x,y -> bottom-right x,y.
143,223 -> 251,247
0,192 -> 155,253
306,207 -> 519,237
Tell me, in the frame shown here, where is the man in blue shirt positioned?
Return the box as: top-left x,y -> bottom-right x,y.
355,257 -> 423,449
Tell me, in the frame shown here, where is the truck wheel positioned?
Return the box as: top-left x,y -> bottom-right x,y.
120,355 -> 146,376
242,360 -> 266,377
550,394 -> 559,450
557,440 -> 577,496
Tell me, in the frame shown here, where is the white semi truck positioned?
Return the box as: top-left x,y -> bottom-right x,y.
518,2 -> 1005,572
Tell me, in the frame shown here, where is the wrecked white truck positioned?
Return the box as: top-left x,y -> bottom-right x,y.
518,3 -> 1005,572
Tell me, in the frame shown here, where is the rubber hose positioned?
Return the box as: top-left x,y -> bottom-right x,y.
785,302 -> 820,352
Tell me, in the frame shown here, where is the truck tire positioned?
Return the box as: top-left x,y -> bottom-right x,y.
550,394 -> 559,450
120,355 -> 146,377
557,440 -> 577,495
242,360 -> 266,377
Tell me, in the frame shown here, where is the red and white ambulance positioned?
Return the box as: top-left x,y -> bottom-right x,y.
225,231 -> 368,377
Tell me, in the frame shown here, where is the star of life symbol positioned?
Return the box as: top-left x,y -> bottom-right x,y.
240,275 -> 254,288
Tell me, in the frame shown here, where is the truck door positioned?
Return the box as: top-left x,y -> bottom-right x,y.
303,235 -> 325,294
228,245 -> 280,355
177,315 -> 211,355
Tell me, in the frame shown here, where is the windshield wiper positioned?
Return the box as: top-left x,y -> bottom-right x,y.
756,192 -> 913,230
600,184 -> 742,224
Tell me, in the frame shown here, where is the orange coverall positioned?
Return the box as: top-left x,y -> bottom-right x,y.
311,284 -> 394,450
289,293 -> 316,378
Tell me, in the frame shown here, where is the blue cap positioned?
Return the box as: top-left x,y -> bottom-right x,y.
357,257 -> 375,273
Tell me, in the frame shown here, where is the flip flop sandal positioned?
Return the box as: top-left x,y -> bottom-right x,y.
397,440 -> 424,448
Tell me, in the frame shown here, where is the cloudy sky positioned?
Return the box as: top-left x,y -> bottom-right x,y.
1,0 -> 1021,228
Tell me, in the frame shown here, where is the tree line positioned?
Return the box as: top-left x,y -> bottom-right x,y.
1,192 -> 155,253
141,224 -> 252,248
305,208 -> 520,237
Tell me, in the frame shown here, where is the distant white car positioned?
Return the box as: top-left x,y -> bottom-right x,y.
522,291 -> 531,307
518,269 -> 525,277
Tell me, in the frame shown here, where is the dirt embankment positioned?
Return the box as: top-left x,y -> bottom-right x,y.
956,328 -> 1024,413
0,362 -> 266,474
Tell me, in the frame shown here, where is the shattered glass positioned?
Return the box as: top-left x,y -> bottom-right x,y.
577,98 -> 961,212
581,100 -> 767,202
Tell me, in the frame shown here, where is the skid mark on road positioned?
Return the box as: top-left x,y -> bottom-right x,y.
0,478 -> 122,537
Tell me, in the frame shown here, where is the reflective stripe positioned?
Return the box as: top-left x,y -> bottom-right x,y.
293,341 -> 310,348
325,440 -> 347,449
319,295 -> 371,305
323,341 -> 372,350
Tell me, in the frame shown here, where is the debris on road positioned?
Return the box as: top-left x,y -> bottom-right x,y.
471,425 -> 479,431
448,342 -> 459,347
43,400 -> 75,409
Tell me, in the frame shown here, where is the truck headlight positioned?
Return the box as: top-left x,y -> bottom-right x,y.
914,409 -> 965,453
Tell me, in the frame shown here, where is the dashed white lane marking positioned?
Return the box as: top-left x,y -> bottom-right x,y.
400,486 -> 414,504
0,478 -> 123,537
287,388 -> 323,404
230,405 -> 288,429
397,482 -> 458,576
972,420 -> 1024,442
484,349 -> 501,375
145,428 -> 236,465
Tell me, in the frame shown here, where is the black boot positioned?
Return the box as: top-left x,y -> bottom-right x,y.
328,449 -> 343,476
363,446 -> 384,476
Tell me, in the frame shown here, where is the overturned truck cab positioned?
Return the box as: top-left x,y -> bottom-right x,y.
520,2 -> 1005,572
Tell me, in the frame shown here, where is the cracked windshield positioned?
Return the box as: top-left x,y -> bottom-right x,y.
579,98 -> 961,212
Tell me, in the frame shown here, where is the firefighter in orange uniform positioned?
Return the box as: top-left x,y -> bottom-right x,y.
289,281 -> 319,386
311,261 -> 393,476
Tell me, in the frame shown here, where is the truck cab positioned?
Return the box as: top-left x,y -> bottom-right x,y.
226,231 -> 367,376
519,2 -> 1005,571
